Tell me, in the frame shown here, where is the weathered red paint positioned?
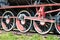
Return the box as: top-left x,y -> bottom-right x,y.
1,22 -> 7,29
16,19 -> 26,31
57,25 -> 60,31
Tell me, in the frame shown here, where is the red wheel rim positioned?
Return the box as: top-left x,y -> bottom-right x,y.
1,22 -> 6,29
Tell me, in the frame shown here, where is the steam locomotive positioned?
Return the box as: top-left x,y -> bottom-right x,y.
0,0 -> 60,34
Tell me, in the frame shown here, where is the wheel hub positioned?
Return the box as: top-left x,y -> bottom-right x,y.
18,14 -> 26,25
40,21 -> 45,25
21,20 -> 25,25
6,18 -> 10,24
18,14 -> 25,20
4,15 -> 10,24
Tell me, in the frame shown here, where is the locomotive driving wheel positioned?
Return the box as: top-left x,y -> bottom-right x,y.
55,12 -> 60,34
16,10 -> 32,33
1,11 -> 15,31
33,14 -> 53,34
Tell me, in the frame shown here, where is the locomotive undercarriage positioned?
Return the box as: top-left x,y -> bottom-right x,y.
0,0 -> 60,34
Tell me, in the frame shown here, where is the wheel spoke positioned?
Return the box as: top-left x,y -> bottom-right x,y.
46,24 -> 48,28
34,22 -> 42,32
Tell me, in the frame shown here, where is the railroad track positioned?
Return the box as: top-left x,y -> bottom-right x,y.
0,29 -> 60,38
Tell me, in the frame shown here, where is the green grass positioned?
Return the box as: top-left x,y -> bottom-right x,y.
0,32 -> 59,40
